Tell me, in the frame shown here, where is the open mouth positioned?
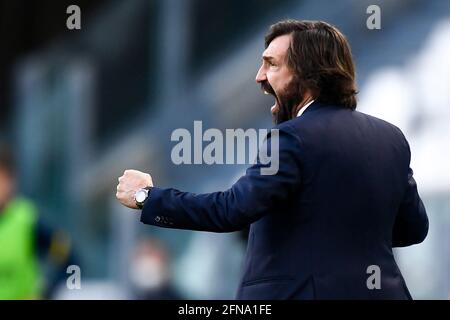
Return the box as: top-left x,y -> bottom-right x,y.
261,82 -> 279,115
270,101 -> 279,115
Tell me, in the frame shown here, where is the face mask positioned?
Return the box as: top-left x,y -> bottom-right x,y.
129,256 -> 167,290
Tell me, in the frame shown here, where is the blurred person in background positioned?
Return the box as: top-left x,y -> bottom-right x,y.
129,237 -> 182,300
0,142 -> 75,299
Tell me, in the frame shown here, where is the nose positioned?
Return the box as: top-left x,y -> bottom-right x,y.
255,65 -> 267,83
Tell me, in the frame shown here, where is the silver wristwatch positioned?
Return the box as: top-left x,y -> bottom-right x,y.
134,187 -> 152,209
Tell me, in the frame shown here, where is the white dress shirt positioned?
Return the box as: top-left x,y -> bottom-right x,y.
296,99 -> 315,117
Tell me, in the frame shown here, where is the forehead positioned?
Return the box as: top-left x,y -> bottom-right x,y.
263,34 -> 292,60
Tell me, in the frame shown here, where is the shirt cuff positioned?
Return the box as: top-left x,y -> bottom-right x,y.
139,187 -> 175,227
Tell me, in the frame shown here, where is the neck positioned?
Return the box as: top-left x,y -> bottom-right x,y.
294,95 -> 314,116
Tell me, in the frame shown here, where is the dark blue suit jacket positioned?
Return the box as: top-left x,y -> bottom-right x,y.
140,101 -> 429,299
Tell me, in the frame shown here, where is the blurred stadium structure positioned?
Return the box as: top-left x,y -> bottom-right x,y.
0,0 -> 449,299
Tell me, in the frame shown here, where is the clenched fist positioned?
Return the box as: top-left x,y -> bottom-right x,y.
116,169 -> 153,209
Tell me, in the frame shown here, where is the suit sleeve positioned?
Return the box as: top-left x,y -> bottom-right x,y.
392,136 -> 429,247
140,125 -> 302,232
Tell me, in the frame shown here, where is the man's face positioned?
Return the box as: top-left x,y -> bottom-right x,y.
256,34 -> 303,123
0,168 -> 14,211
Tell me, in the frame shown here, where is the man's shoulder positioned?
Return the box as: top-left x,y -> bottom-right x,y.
272,120 -> 299,134
353,109 -> 407,140
271,120 -> 303,145
273,104 -> 408,147
286,103 -> 404,133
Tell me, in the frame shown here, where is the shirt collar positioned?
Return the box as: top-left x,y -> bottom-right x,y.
296,99 -> 315,117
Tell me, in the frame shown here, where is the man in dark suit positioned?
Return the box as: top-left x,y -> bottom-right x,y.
116,20 -> 428,299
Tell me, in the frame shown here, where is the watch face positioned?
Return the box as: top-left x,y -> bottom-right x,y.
135,189 -> 147,203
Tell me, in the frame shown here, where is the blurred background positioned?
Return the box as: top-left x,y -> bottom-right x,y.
0,0 -> 449,299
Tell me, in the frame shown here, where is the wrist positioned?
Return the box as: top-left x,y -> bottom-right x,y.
134,186 -> 152,209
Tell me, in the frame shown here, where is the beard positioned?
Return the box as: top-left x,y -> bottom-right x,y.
261,76 -> 305,125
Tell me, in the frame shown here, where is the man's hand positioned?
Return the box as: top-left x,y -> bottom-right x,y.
116,169 -> 153,209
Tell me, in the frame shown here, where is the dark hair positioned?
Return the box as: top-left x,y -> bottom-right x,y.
265,19 -> 358,109
0,142 -> 16,175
